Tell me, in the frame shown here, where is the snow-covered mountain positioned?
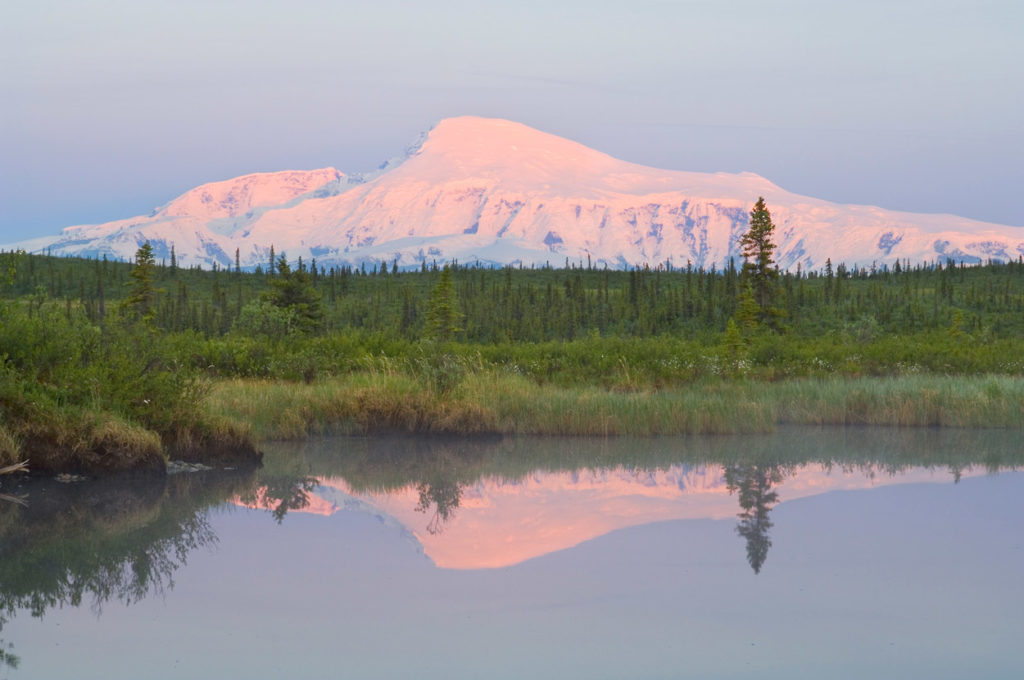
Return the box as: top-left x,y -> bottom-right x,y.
15,116 -> 1024,271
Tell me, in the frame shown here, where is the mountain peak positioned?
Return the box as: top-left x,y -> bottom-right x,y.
158,167 -> 342,220
13,118 -> 1024,271
400,116 -> 619,194
424,116 -> 608,159
408,116 -> 781,201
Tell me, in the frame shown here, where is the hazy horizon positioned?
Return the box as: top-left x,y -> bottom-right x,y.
3,0 -> 1022,243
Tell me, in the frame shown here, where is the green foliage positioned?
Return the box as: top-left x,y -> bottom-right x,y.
426,265 -> 462,341
233,299 -> 300,339
410,343 -> 471,396
739,197 -> 781,325
846,314 -> 881,344
7,249 -> 1024,345
733,281 -> 760,335
210,370 -> 1024,439
122,242 -> 159,322
0,293 -> 226,471
721,319 -> 748,377
262,256 -> 324,334
1,250 -> 24,291
3,249 -> 1024,451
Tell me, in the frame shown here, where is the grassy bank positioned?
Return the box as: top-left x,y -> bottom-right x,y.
7,250 -> 1024,472
0,370 -> 258,475
207,372 -> 1024,440
0,299 -> 261,475
0,399 -> 259,475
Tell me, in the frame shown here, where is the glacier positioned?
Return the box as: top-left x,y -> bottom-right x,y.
10,116 -> 1024,272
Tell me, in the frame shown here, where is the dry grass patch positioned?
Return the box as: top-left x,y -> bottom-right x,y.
0,424 -> 21,467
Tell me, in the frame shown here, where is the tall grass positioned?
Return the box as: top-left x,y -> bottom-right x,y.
206,373 -> 497,440
207,372 -> 1024,441
457,372 -> 774,435
763,375 -> 1024,428
0,424 -> 19,467
16,410 -> 165,474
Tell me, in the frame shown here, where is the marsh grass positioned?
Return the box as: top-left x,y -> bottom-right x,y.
208,373 -> 499,440
0,425 -> 20,467
208,372 -> 1024,440
457,373 -> 773,435
85,413 -> 164,457
764,375 -> 1024,428
17,411 -> 166,474
0,386 -> 167,473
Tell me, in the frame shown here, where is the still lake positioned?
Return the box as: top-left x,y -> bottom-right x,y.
1,427 -> 1022,679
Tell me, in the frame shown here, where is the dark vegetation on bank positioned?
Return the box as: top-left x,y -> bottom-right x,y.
3,199 -> 1024,472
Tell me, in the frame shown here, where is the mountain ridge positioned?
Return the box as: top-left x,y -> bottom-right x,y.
11,116 -> 1024,271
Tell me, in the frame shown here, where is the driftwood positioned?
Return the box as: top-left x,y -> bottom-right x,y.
0,492 -> 28,507
0,460 -> 29,475
0,460 -> 29,505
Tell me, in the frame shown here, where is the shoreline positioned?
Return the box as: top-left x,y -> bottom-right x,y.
207,372 -> 1024,440
5,253 -> 1024,477
5,373 -> 1022,478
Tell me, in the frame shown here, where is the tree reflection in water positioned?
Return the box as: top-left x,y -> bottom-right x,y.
725,463 -> 784,574
241,475 -> 319,523
415,475 -> 463,535
0,468 -> 258,672
270,429 -> 1024,569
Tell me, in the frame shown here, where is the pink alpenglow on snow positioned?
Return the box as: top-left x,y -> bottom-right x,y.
239,464 -> 980,570
18,117 -> 1024,271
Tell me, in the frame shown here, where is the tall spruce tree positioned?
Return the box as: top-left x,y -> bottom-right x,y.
263,255 -> 324,334
123,242 -> 159,322
739,197 -> 780,324
426,265 -> 462,342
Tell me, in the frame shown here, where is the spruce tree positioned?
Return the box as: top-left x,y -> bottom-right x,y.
426,265 -> 462,342
739,197 -> 780,324
263,255 -> 324,334
122,242 -> 159,322
733,280 -> 760,336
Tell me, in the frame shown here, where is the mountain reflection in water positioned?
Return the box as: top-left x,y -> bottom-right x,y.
249,427 -> 1021,571
1,427 -> 1021,676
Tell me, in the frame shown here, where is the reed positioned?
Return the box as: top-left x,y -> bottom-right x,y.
206,373 -> 499,440
763,375 -> 1024,428
458,372 -> 774,435
0,425 -> 20,467
208,372 -> 1024,440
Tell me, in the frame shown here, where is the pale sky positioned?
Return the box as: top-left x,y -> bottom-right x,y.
2,0 -> 1022,242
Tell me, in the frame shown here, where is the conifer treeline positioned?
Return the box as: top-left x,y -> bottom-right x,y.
3,250 -> 1024,342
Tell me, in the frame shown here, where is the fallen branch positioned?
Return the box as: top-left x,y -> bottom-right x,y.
0,492 -> 28,507
0,460 -> 29,475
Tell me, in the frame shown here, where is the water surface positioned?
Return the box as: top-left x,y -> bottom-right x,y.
1,427 -> 1021,679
